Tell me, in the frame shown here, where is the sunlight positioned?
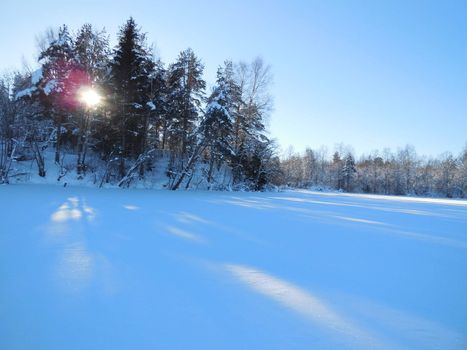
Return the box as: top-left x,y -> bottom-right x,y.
164,226 -> 204,242
50,197 -> 97,223
225,264 -> 382,348
51,198 -> 82,222
176,212 -> 210,224
123,204 -> 140,211
56,242 -> 94,292
79,87 -> 101,108
334,215 -> 386,226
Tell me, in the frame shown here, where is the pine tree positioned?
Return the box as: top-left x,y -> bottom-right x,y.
12,71 -> 49,178
332,151 -> 343,189
342,153 -> 357,192
166,48 -> 206,155
37,25 -> 81,164
239,138 -> 278,190
74,24 -> 110,84
146,59 -> 167,150
73,24 -> 110,175
109,17 -> 155,177
200,61 -> 241,184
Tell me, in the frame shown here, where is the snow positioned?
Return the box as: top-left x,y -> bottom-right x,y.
14,86 -> 36,99
15,67 -> 43,99
146,101 -> 156,110
43,79 -> 58,95
0,185 -> 466,349
206,100 -> 229,115
31,68 -> 43,85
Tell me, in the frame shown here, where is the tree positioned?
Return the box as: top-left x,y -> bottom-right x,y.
200,61 -> 240,185
341,153 -> 356,192
231,57 -> 273,186
240,138 -> 279,190
37,25 -> 82,164
0,77 -> 14,183
397,145 -> 417,194
74,24 -> 110,84
462,145 -> 467,197
166,48 -> 206,155
109,17 -> 156,177
437,153 -> 458,197
303,148 -> 317,187
332,151 -> 343,189
12,71 -> 49,178
146,58 -> 168,151
73,24 -> 110,175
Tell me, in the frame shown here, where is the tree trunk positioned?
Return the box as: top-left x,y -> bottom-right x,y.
32,140 -> 46,177
119,106 -> 126,178
171,143 -> 205,191
54,117 -> 62,164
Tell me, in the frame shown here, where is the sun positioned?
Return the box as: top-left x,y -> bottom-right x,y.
79,87 -> 101,108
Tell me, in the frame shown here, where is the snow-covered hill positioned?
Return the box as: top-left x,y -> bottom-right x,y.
0,185 -> 466,349
7,149 -> 233,190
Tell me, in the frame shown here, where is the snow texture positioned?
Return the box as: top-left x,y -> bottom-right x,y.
43,79 -> 58,95
15,86 -> 36,99
31,68 -> 43,85
15,68 -> 43,99
0,185 -> 466,349
146,101 -> 156,110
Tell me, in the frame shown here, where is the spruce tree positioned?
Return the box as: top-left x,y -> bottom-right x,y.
201,61 -> 241,184
342,153 -> 357,192
38,25 -> 80,164
109,17 -> 155,177
146,59 -> 167,150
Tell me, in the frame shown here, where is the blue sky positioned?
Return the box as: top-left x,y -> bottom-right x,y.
1,0 -> 466,157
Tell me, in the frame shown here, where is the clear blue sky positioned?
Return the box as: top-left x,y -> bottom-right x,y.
2,0 -> 466,157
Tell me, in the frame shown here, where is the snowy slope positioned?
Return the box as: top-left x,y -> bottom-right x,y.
0,185 -> 466,349
8,149 -> 232,190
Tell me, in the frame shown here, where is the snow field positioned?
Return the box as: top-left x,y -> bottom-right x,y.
0,185 -> 466,349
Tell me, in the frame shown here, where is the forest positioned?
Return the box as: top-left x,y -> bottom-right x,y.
0,18 -> 465,197
281,145 -> 466,198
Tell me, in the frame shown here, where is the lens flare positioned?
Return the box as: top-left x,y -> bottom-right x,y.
79,88 -> 101,108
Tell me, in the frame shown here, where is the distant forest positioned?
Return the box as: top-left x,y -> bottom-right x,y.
282,145 -> 466,198
0,18 -> 465,197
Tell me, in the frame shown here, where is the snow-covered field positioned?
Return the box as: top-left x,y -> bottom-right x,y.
0,185 -> 466,350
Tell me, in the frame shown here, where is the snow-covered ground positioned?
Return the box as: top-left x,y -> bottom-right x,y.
0,185 -> 466,350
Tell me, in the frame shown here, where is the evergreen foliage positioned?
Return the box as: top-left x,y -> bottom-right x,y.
1,19 -> 464,196
1,18 -> 278,190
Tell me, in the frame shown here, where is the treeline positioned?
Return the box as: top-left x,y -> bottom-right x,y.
280,145 -> 467,198
0,18 -> 465,197
0,18 -> 278,190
